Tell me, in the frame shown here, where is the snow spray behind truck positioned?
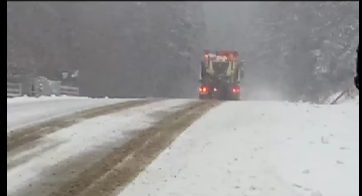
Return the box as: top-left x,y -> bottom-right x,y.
199,50 -> 244,100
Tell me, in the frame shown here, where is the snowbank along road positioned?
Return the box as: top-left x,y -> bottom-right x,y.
7,96 -> 359,196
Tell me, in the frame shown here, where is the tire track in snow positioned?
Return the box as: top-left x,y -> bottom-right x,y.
7,140 -> 64,171
57,100 -> 220,196
12,100 -> 220,196
7,99 -> 155,153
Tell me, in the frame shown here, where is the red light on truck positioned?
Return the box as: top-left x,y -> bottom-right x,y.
199,86 -> 209,93
231,87 -> 240,93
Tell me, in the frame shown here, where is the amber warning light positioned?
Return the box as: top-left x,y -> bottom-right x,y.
204,53 -> 237,61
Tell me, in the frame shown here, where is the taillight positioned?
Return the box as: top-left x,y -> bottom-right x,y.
199,86 -> 209,93
231,87 -> 240,93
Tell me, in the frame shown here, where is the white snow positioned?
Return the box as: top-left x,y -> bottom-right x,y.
7,96 -> 135,132
7,99 -> 193,195
119,101 -> 359,196
6,96 -> 359,196
7,95 -> 91,105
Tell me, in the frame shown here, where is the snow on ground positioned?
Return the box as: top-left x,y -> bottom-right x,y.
7,99 -> 193,195
119,101 -> 359,196
7,96 -> 135,132
7,95 -> 96,105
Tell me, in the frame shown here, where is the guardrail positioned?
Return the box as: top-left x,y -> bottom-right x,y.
7,82 -> 22,97
59,85 -> 79,96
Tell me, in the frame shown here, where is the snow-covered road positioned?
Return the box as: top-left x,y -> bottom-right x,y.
7,96 -> 359,196
7,96 -> 129,131
121,101 -> 359,196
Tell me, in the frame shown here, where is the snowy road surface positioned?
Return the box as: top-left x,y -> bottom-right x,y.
7,96 -> 131,132
7,97 -> 359,196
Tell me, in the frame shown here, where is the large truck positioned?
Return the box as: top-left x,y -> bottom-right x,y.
199,50 -> 244,100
